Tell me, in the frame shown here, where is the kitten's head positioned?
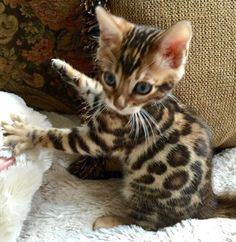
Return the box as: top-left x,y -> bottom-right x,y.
96,7 -> 192,115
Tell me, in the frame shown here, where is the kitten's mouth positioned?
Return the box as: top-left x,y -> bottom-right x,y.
104,98 -> 140,116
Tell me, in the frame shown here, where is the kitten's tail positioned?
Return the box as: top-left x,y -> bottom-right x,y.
215,193 -> 236,218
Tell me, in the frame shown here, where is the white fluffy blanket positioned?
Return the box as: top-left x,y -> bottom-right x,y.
0,92 -> 236,242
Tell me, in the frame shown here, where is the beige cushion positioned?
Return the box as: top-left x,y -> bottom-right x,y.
109,0 -> 236,148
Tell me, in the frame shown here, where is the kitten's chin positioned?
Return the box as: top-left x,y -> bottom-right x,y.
105,99 -> 140,116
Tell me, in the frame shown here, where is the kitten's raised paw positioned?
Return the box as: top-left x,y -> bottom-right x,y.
93,215 -> 131,230
51,58 -> 79,84
1,114 -> 34,155
51,58 -> 66,71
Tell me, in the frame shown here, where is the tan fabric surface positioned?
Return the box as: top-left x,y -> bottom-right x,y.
109,0 -> 236,148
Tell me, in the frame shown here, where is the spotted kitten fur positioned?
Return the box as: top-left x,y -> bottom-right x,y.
2,7 -> 236,230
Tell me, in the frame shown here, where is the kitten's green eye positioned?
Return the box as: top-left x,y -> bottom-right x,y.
134,82 -> 152,95
104,71 -> 116,87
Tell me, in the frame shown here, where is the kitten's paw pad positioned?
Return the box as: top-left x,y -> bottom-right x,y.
93,215 -> 125,230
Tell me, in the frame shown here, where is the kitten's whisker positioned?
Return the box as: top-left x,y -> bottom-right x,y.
155,100 -> 167,111
127,114 -> 135,136
84,100 -> 106,123
141,109 -> 161,135
130,114 -> 136,135
91,98 -> 104,109
91,103 -> 102,110
133,113 -> 137,138
91,101 -> 103,110
131,115 -> 136,136
140,110 -> 155,138
168,93 -> 179,103
134,112 -> 140,139
137,111 -> 149,141
92,109 -> 104,121
89,105 -> 103,116
125,114 -> 132,127
103,103 -> 109,112
126,115 -> 135,138
93,104 -> 106,118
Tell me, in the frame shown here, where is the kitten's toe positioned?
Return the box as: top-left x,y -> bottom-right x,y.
14,142 -> 33,155
0,120 -> 7,129
93,215 -> 131,230
10,113 -> 24,123
51,58 -> 66,70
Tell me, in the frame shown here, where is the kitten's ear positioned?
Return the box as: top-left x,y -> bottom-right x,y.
158,21 -> 192,68
96,7 -> 130,48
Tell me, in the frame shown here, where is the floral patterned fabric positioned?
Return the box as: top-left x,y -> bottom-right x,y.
0,0 -> 107,113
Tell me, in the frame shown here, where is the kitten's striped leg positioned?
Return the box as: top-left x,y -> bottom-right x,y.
51,58 -> 103,107
1,115 -> 104,156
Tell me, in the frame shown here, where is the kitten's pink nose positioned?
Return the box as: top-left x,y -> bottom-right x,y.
114,96 -> 126,110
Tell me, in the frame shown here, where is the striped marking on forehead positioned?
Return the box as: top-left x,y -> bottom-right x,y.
119,25 -> 162,75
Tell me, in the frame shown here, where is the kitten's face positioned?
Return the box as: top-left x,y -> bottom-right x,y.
96,7 -> 192,115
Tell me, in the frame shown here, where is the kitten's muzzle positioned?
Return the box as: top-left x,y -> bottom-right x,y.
113,96 -> 126,110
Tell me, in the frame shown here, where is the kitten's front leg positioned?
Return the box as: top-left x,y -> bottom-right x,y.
1,115 -> 103,156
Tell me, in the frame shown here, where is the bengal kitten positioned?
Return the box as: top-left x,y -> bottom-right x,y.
1,7 -> 236,230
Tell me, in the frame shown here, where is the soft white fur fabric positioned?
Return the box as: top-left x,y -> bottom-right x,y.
0,92 -> 53,242
0,92 -> 236,242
